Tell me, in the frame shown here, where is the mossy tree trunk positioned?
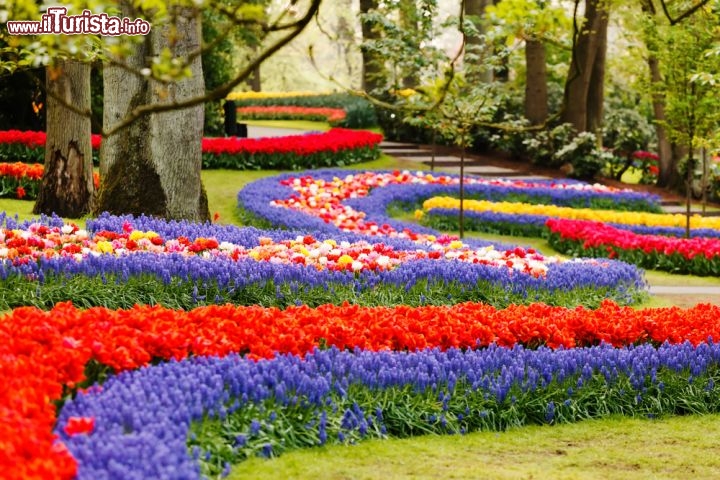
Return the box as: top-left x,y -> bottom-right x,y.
33,60 -> 93,218
95,3 -> 209,222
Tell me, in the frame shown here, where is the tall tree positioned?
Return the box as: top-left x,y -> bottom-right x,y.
486,0 -> 570,125
560,0 -> 609,133
96,3 -> 208,221
7,0 -> 321,222
359,0 -> 385,93
464,0 -> 495,83
33,60 -> 94,217
653,5 -> 720,234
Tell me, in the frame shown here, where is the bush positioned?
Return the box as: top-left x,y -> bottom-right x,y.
552,131 -> 610,180
602,108 -> 655,180
522,123 -> 575,167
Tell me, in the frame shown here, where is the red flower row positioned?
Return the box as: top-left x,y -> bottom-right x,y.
546,218 -> 720,261
0,129 -> 382,158
236,106 -> 347,124
0,130 -> 102,149
3,299 -> 720,479
0,162 -> 44,181
201,128 -> 382,156
0,162 -> 100,200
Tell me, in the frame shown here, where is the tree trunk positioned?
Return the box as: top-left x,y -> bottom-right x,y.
249,67 -> 261,92
648,54 -> 682,188
95,4 -> 209,222
524,38 -> 548,125
560,0 -> 609,132
359,0 -> 385,93
464,0 -> 494,83
400,0 -> 419,88
640,0 -> 680,189
34,60 -> 93,218
586,7 -> 608,134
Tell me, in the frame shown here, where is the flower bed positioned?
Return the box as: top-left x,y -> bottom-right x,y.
0,162 -> 43,199
0,129 -> 383,171
227,91 -> 328,100
0,213 -> 645,310
546,218 -> 720,276
4,300 -> 720,478
0,130 -> 102,164
238,170 -> 662,241
0,163 -> 100,201
228,92 -> 377,128
236,106 -> 346,124
201,129 -> 382,170
421,196 -> 720,231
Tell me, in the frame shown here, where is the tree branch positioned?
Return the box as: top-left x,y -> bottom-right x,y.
103,0 -> 323,137
659,0 -> 712,25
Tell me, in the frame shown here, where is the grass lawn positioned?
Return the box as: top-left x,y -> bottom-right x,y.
229,414 -> 720,480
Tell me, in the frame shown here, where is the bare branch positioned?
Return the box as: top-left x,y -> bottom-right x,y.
103,0 -> 323,137
659,0 -> 712,25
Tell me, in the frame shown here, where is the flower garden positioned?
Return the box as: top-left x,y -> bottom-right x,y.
2,120 -> 720,479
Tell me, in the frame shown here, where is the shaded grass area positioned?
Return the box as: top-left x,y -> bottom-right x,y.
229,414 -> 720,480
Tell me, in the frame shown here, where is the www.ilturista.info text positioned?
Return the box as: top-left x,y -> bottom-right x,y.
7,7 -> 151,36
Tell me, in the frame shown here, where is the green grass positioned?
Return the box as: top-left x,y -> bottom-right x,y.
203,169 -> 283,225
229,414 -> 720,480
0,198 -> 37,223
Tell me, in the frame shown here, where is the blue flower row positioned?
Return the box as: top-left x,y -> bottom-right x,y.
57,342 -> 720,479
0,213 -> 647,309
236,170 -> 661,241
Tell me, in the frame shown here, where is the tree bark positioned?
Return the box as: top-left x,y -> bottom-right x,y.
586,7 -> 608,134
464,0 -> 494,83
359,0 -> 385,93
34,60 -> 93,218
524,38 -> 548,125
560,0 -> 609,133
96,4 -> 209,222
399,0 -> 419,88
640,0 -> 680,189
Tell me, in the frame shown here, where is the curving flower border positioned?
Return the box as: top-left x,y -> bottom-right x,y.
4,299 -> 720,479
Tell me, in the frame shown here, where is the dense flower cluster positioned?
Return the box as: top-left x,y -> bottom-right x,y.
0,213 -> 644,311
422,196 -> 720,230
266,170 -> 656,242
0,163 -> 100,200
227,92 -> 377,128
0,130 -> 102,164
201,128 -> 382,169
240,170 -> 660,243
0,221 -> 552,277
57,341 -> 720,479
236,106 -> 346,123
3,300 -> 720,479
0,129 -> 382,171
546,218 -> 720,276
